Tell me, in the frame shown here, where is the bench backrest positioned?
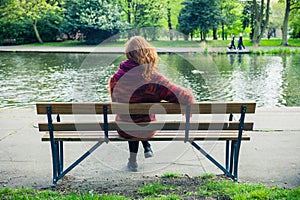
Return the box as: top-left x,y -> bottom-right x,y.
37,102 -> 255,136
37,102 -> 256,115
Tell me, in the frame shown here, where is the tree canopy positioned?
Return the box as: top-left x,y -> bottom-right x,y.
178,0 -> 222,41
63,0 -> 128,44
0,0 -> 64,43
0,0 -> 299,45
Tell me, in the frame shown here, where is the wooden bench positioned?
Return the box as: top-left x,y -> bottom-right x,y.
2,38 -> 16,45
36,102 -> 256,186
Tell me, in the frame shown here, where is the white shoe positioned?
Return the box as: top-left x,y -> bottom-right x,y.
144,149 -> 154,158
127,160 -> 138,172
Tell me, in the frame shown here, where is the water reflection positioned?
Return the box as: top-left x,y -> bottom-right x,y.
0,52 -> 299,108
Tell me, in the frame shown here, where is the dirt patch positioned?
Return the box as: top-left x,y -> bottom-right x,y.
48,174 -> 228,199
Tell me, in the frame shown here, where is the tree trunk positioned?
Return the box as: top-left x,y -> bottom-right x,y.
252,0 -> 270,46
221,23 -> 225,40
282,0 -> 290,46
203,31 -> 207,41
252,0 -> 260,45
125,0 -> 132,39
33,20 -> 43,44
167,0 -> 173,40
213,28 -> 217,40
142,28 -> 147,40
127,0 -> 131,23
152,27 -> 157,41
260,0 -> 264,27
258,0 -> 270,42
184,34 -> 188,41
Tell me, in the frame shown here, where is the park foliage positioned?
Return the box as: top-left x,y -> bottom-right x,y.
0,0 -> 299,45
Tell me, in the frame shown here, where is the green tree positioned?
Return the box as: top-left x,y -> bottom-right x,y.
63,0 -> 128,44
60,0 -> 82,39
268,1 -> 285,38
166,0 -> 184,40
241,2 -> 254,39
0,0 -> 64,43
118,0 -> 165,28
167,0 -> 173,40
178,3 -> 198,40
178,0 -> 222,41
281,0 -> 300,45
289,4 -> 300,38
118,0 -> 165,40
219,0 -> 241,40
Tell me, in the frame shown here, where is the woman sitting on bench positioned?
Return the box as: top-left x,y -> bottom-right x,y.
109,36 -> 194,171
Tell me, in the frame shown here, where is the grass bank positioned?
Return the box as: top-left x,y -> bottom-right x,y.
20,39 -> 300,54
23,38 -> 300,48
1,174 -> 299,200
249,47 -> 300,55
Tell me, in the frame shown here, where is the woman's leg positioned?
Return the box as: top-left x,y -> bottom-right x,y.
128,141 -> 139,161
127,141 -> 139,171
142,141 -> 151,151
142,141 -> 153,158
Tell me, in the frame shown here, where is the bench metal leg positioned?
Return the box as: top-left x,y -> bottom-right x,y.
59,141 -> 64,174
190,139 -> 243,182
56,115 -> 64,174
225,140 -> 237,175
53,140 -> 104,186
46,105 -> 107,186
46,106 -> 59,186
232,104 -> 247,182
51,142 -> 59,186
233,143 -> 239,182
51,141 -> 64,185
190,141 -> 234,179
225,139 -> 243,182
225,140 -> 229,170
233,139 -> 243,182
49,141 -> 63,186
229,141 -> 235,173
55,141 -> 61,175
226,114 -> 233,171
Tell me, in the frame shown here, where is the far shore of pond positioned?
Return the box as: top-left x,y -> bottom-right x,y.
0,45 -> 300,54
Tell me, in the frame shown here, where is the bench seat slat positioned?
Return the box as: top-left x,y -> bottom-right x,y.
38,121 -> 254,132
36,102 -> 256,115
41,131 -> 250,142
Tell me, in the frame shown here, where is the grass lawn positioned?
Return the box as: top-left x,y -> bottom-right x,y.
22,38 -> 300,48
1,174 -> 299,200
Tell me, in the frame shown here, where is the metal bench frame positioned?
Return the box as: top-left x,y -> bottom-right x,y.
37,102 -> 255,186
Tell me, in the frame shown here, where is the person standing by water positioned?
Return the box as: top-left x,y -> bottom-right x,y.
228,34 -> 236,50
238,33 -> 245,50
109,36 -> 194,172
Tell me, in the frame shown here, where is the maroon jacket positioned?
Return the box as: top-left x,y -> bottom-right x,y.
109,59 -> 194,139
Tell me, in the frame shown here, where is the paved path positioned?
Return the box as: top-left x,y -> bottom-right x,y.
0,107 -> 299,189
0,45 -> 222,53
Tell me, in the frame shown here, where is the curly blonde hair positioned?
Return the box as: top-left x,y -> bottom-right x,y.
125,36 -> 159,81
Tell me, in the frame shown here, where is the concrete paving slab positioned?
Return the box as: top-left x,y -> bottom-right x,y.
249,107 -> 300,130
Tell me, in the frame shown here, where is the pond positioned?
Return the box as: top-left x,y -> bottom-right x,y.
0,52 -> 299,108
